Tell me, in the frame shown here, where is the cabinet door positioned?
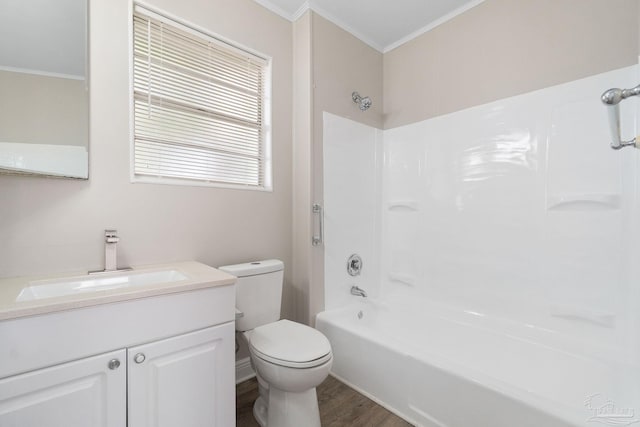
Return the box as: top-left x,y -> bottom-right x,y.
0,349 -> 126,427
128,323 -> 235,427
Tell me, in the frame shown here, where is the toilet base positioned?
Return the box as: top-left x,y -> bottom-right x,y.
263,386 -> 321,427
243,325 -> 331,427
253,396 -> 268,427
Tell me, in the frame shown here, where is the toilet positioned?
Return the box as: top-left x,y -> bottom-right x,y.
219,259 -> 332,427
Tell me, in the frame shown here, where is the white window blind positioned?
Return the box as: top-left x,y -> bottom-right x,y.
132,6 -> 271,189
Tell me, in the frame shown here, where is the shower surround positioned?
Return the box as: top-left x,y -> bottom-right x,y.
318,65 -> 640,427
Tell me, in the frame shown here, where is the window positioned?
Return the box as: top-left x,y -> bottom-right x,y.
132,5 -> 271,190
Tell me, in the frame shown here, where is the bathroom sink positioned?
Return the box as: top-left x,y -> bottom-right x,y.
16,269 -> 189,302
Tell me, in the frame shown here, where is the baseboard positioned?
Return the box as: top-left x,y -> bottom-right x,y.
236,357 -> 255,384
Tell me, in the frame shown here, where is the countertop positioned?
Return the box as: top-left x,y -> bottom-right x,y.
0,261 -> 236,321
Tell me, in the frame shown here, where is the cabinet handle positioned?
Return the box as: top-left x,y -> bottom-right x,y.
134,353 -> 146,364
108,359 -> 121,370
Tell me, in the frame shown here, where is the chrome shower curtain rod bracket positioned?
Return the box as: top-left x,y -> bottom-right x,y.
601,84 -> 640,150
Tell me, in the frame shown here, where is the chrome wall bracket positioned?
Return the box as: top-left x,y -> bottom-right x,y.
312,203 -> 323,246
601,85 -> 640,150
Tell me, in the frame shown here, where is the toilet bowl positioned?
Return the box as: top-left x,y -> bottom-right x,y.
245,320 -> 332,427
219,260 -> 333,427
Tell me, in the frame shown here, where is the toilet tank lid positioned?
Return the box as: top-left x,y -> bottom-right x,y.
218,259 -> 283,278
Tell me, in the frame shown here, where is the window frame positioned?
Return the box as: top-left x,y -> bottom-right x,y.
128,2 -> 273,191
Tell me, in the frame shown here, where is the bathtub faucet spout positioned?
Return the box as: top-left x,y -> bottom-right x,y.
350,285 -> 367,298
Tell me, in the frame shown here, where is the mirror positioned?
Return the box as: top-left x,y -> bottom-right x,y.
0,0 -> 88,179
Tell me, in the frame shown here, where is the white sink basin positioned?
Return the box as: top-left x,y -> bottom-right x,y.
17,269 -> 189,302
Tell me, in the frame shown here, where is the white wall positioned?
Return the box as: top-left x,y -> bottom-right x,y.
0,0 -> 294,322
323,113 -> 381,310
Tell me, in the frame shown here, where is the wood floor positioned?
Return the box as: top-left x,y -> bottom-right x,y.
236,375 -> 413,427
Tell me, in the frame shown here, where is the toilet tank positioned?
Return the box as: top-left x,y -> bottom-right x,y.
218,259 -> 284,332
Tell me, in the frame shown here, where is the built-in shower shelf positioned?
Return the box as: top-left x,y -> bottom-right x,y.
388,272 -> 416,286
546,194 -> 620,211
387,201 -> 419,212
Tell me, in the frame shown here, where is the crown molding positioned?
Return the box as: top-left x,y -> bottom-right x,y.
291,0 -> 310,21
307,0 -> 384,52
251,0 -> 297,20
252,0 -> 486,53
383,0 -> 486,53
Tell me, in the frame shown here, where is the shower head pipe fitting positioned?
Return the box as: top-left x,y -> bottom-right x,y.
352,91 -> 372,111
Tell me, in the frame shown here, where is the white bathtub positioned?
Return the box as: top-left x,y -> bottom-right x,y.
316,297 -> 640,427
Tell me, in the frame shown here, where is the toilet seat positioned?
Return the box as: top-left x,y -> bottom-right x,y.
251,347 -> 332,368
249,319 -> 332,369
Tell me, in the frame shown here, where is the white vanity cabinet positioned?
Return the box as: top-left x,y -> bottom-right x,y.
0,349 -> 127,427
0,265 -> 236,427
128,323 -> 235,426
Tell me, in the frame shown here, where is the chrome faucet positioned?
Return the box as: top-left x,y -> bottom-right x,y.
89,229 -> 130,275
350,285 -> 367,298
104,229 -> 119,271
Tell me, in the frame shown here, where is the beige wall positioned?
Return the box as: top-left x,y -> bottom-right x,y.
307,13 -> 384,322
384,0 -> 640,129
0,0 -> 293,330
0,71 -> 88,147
312,13 -> 384,130
3,0 -> 639,335
292,11 -> 313,325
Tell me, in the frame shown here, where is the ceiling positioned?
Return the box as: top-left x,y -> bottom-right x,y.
252,0 -> 485,52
